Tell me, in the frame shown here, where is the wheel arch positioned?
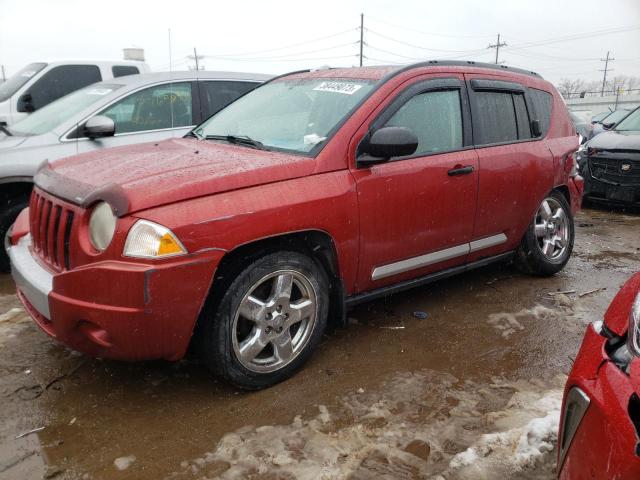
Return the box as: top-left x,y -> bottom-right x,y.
206,230 -> 347,329
0,179 -> 33,204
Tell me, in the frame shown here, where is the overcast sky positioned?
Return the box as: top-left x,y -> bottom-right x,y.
1,0 -> 639,86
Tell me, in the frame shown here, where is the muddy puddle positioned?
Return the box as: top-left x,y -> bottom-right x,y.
0,207 -> 638,479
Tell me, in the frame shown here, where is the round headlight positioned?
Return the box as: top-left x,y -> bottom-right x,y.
89,202 -> 117,251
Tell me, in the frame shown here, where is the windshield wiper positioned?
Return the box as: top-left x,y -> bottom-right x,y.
0,123 -> 12,136
185,130 -> 202,139
204,134 -> 269,151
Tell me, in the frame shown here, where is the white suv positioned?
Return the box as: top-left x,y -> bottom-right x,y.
0,60 -> 150,126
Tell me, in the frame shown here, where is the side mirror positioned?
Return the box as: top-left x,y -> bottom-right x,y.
84,115 -> 115,139
602,122 -> 615,130
17,93 -> 35,113
531,119 -> 542,137
357,126 -> 419,167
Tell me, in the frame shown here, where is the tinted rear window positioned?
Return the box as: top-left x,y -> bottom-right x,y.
199,80 -> 259,118
528,88 -> 553,136
112,66 -> 140,78
473,91 -> 518,145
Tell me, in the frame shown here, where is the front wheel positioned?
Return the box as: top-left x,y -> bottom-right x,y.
516,192 -> 574,276
197,251 -> 329,390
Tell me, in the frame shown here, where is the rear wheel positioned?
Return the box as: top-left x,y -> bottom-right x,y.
516,192 -> 574,276
197,251 -> 329,389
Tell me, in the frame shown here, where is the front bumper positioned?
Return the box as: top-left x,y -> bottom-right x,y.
580,159 -> 640,205
558,325 -> 640,479
8,233 -> 222,361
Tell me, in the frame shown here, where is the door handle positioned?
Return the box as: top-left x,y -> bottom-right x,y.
447,165 -> 474,176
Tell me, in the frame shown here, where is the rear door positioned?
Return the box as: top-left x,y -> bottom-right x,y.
352,75 -> 479,291
465,76 -> 554,261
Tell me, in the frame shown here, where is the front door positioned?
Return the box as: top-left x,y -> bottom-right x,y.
78,81 -> 196,153
352,76 -> 479,292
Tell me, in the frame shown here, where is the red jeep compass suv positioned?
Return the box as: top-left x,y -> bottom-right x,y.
6,61 -> 583,389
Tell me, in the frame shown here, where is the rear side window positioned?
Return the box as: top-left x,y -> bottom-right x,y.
112,66 -> 140,78
199,81 -> 259,118
513,93 -> 532,139
383,89 -> 463,155
473,91 -> 518,145
528,88 -> 553,136
24,65 -> 102,110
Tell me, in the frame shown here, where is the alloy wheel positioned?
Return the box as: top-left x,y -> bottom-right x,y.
231,270 -> 318,373
534,197 -> 569,261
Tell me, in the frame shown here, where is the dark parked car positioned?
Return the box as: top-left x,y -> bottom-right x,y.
569,112 -> 592,143
591,108 -> 632,137
578,106 -> 640,206
590,110 -> 611,124
7,61 -> 582,389
558,272 -> 640,479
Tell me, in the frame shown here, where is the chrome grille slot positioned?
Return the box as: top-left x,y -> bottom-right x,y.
29,190 -> 76,271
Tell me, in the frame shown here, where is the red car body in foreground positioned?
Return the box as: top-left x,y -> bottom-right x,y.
7,61 -> 583,388
558,273 -> 640,479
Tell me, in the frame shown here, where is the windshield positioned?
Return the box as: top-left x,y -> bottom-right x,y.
603,109 -> 630,125
592,111 -> 610,123
195,78 -> 376,154
614,108 -> 640,131
10,83 -> 123,136
0,63 -> 47,103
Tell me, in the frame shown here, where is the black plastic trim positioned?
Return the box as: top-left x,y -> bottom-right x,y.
470,79 -> 524,92
345,251 -> 514,307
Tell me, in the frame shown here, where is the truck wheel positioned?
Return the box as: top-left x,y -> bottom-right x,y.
516,191 -> 574,276
0,198 -> 29,273
197,251 -> 329,390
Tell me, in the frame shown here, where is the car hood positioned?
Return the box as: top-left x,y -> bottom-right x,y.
35,138 -> 318,215
588,130 -> 640,151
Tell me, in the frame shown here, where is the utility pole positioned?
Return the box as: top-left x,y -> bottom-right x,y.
488,34 -> 507,64
188,47 -> 204,71
600,51 -> 614,97
359,13 -> 364,67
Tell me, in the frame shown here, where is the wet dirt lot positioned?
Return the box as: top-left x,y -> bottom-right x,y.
1,207 -> 639,480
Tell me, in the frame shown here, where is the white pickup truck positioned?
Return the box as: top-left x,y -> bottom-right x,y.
0,60 -> 150,126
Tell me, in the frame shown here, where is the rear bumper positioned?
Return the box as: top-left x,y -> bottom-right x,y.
558,325 -> 640,479
568,176 -> 584,215
8,233 -> 222,361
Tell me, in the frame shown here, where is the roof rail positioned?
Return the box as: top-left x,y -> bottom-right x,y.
395,60 -> 541,78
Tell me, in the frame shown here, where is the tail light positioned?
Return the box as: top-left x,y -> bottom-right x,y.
566,152 -> 579,177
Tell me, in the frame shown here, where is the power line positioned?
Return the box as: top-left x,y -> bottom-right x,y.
201,42 -> 357,61
205,28 -> 357,58
366,15 -> 495,39
600,51 -> 615,96
488,34 -> 507,64
365,28 -> 488,53
503,24 -> 640,52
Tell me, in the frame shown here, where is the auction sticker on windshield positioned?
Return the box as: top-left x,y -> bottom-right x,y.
313,81 -> 364,95
86,88 -> 113,96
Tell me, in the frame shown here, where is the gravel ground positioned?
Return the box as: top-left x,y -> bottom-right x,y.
0,207 -> 638,480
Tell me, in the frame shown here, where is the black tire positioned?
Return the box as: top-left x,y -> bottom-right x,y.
516,191 -> 574,276
0,197 -> 30,273
196,251 -> 329,390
